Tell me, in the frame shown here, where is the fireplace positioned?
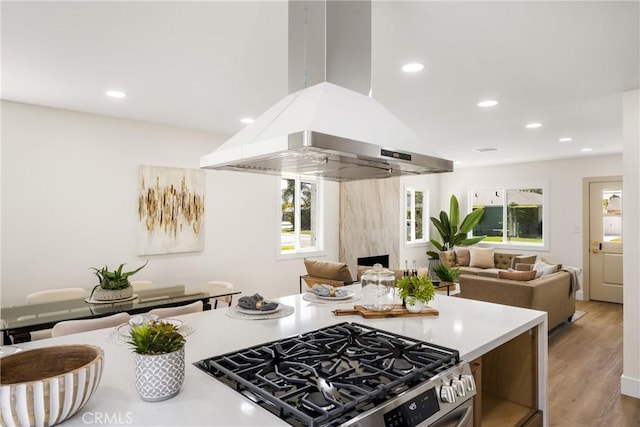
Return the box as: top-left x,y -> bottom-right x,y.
357,254 -> 389,267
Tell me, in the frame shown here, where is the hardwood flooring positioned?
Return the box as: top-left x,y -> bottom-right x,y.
547,300 -> 640,426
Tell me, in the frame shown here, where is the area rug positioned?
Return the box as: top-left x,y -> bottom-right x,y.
570,310 -> 586,323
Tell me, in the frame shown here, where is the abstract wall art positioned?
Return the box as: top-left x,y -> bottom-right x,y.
137,165 -> 205,255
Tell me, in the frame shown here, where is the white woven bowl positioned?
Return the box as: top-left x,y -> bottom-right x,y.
0,345 -> 104,427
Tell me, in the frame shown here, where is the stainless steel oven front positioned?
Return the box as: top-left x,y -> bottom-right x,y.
340,361 -> 475,427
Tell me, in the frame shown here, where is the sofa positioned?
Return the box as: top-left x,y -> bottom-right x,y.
458,270 -> 575,330
437,247 -> 576,329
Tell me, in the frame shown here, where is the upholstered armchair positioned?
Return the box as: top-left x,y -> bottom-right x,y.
299,258 -> 354,293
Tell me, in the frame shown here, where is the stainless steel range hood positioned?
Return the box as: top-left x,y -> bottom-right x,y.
200,1 -> 453,181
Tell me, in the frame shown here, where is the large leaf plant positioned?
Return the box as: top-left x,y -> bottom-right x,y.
427,195 -> 486,259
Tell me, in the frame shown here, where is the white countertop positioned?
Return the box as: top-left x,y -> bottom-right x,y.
14,288 -> 547,427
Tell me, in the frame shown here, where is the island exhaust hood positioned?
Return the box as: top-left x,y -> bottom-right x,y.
200,1 -> 453,181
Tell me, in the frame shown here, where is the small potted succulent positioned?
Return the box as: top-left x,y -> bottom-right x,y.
89,261 -> 147,301
396,275 -> 436,313
128,320 -> 186,402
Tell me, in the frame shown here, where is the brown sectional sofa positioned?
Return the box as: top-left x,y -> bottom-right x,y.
440,248 -> 576,330
458,271 -> 575,330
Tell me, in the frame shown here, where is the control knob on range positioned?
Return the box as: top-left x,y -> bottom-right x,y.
460,374 -> 476,392
451,378 -> 466,397
439,384 -> 457,404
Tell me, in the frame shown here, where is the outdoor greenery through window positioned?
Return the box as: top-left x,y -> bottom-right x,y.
470,187 -> 545,247
281,175 -> 321,254
405,188 -> 427,245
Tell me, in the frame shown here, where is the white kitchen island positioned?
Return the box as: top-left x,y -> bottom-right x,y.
11,288 -> 548,427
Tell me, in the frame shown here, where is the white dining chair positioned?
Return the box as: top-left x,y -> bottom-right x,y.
149,300 -> 203,318
51,312 -> 130,337
26,287 -> 87,304
130,280 -> 153,292
25,287 -> 88,340
206,281 -> 235,309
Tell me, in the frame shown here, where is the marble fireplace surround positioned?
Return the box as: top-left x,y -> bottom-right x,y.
339,178 -> 401,279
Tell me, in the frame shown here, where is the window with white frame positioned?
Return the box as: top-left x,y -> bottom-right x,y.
280,175 -> 323,254
405,187 -> 428,245
470,186 -> 547,248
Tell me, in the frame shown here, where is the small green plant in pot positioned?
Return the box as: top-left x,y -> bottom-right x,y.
396,275 -> 436,313
89,261 -> 147,301
432,263 -> 462,284
128,321 -> 186,402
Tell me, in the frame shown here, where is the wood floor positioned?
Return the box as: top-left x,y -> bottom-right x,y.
548,300 -> 640,426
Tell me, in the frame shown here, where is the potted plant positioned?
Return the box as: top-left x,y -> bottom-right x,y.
432,263 -> 462,285
396,275 -> 436,313
89,261 -> 147,301
426,195 -> 486,260
128,320 -> 186,402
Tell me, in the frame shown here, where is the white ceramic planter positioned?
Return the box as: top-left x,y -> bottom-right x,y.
134,348 -> 185,402
405,300 -> 424,313
93,285 -> 133,301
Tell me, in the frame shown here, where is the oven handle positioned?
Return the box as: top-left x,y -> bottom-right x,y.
429,398 -> 473,427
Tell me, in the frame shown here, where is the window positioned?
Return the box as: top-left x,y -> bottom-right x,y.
280,175 -> 323,254
470,186 -> 547,249
405,187 -> 428,245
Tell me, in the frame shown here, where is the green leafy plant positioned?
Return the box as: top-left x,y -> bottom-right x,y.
396,275 -> 436,306
128,321 -> 185,355
427,195 -> 486,259
90,261 -> 148,290
432,263 -> 462,283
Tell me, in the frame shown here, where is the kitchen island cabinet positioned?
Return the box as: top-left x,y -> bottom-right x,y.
10,287 -> 547,427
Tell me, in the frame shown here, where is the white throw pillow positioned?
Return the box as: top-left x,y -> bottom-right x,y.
533,261 -> 558,278
469,247 -> 495,268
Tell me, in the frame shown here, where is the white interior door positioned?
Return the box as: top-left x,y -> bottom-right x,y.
589,181 -> 623,303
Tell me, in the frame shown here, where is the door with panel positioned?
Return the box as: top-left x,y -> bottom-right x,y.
589,180 -> 623,303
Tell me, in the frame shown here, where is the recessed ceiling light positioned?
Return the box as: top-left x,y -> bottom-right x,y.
558,137 -> 573,142
240,117 -> 255,124
525,122 -> 543,129
402,63 -> 424,73
477,100 -> 499,108
581,148 -> 593,152
106,90 -> 126,98
454,161 -> 464,165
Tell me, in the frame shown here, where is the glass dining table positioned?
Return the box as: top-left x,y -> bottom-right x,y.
1,285 -> 240,344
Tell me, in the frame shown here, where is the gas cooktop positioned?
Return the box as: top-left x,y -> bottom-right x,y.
195,322 -> 472,426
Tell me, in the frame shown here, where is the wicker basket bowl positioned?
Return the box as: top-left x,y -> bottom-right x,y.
0,344 -> 104,426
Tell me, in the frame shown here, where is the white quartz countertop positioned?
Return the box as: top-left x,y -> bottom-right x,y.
14,287 -> 547,427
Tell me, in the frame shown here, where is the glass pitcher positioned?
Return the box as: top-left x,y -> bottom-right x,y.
361,264 -> 396,311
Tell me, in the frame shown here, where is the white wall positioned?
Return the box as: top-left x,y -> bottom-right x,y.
622,89 -> 640,398
1,101 -> 339,306
439,154 -> 623,299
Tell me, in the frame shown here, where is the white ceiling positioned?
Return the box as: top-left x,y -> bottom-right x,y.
2,1 -> 638,168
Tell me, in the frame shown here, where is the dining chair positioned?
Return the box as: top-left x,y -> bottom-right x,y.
25,287 -> 88,340
148,300 -> 203,318
26,287 -> 87,304
130,280 -> 153,292
206,281 -> 235,309
51,312 -> 130,337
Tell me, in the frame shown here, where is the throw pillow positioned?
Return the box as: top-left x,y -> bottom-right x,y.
439,250 -> 456,267
515,263 -> 534,271
454,247 -> 470,266
533,261 -> 558,278
469,247 -> 495,268
304,258 -> 353,283
540,256 -> 563,270
510,254 -> 537,269
498,270 -> 537,281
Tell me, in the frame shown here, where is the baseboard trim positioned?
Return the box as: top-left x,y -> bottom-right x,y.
621,374 -> 640,398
